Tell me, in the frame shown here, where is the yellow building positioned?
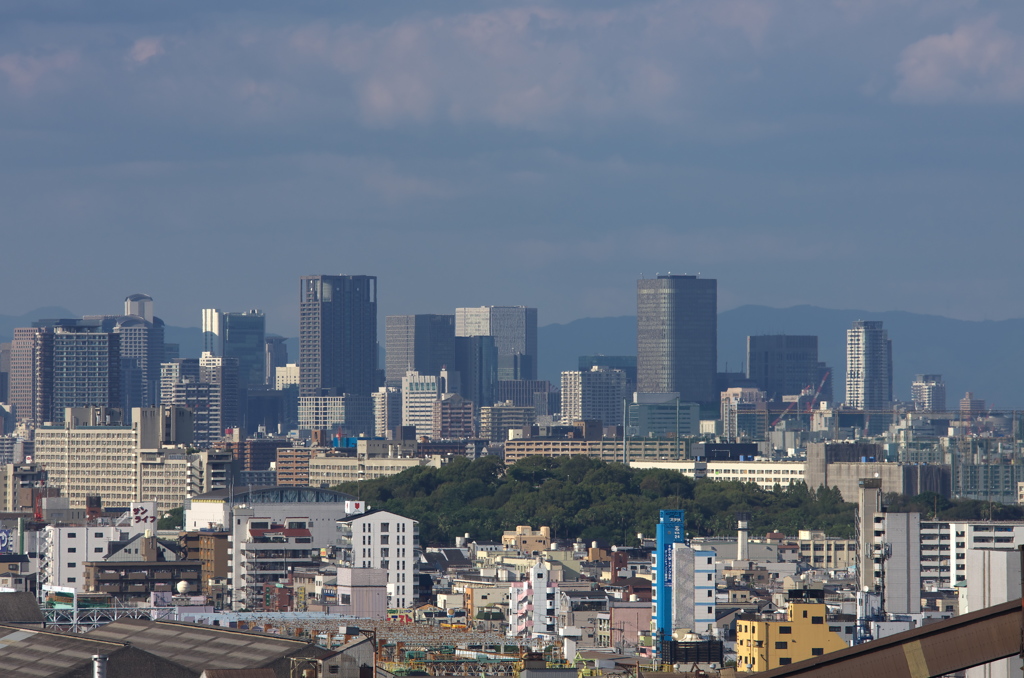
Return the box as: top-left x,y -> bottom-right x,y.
735,599 -> 849,672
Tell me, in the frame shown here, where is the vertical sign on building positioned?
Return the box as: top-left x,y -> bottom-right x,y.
655,509 -> 686,644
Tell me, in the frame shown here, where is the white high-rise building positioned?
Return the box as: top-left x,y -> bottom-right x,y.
336,508 -> 420,610
455,306 -> 538,380
911,374 -> 946,412
373,386 -> 402,438
401,371 -> 439,437
846,320 -> 892,410
560,366 -> 628,427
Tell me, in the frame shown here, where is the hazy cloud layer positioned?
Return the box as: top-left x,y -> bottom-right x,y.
1,1 -> 1023,339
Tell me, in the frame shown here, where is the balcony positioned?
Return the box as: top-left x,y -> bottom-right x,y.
127,572 -> 148,581
98,571 -> 120,581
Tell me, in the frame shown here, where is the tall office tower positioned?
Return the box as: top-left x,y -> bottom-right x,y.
453,336 -> 497,409
637,275 -> 718,409
299,275 -> 378,398
384,314 -> 455,387
401,370 -> 439,437
746,335 -> 822,401
264,335 -> 288,386
161,355 -> 240,446
372,386 -> 402,438
455,306 -> 537,380
9,327 -> 52,425
202,309 -> 266,388
560,367 -> 628,427
912,374 -> 946,412
845,320 -> 893,411
48,320 -> 121,424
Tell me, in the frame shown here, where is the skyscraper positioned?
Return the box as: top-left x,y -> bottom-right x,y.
384,314 -> 455,386
636,275 -> 717,408
746,335 -> 822,401
455,306 -> 537,380
202,309 -> 266,388
845,320 -> 892,411
299,275 -> 378,398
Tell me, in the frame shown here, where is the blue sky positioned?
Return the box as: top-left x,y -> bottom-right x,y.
2,1 -> 1023,334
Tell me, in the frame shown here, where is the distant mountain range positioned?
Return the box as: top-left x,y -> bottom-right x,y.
4,305 -> 1022,408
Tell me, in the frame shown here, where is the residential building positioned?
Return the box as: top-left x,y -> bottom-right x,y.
401,370 -> 439,437
336,508 -> 420,609
501,526 -> 552,552
275,363 -> 300,390
504,438 -> 688,464
846,320 -> 893,433
384,314 -> 455,387
912,374 -> 946,413
160,354 -> 240,447
579,355 -> 637,395
432,393 -> 475,439
720,387 -> 768,440
297,395 -> 373,435
455,306 -> 538,381
653,510 -> 686,642
736,591 -> 850,672
308,449 -> 442,487
630,460 -> 806,491
560,367 -> 628,428
83,533 -> 200,599
480,401 -> 534,443
636,275 -> 717,408
508,559 -> 559,638
299,274 -> 378,398
372,386 -> 402,438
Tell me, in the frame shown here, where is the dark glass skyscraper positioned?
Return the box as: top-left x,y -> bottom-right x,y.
203,309 -> 266,389
384,314 -> 455,387
746,335 -> 823,402
299,275 -> 378,398
636,275 -> 717,407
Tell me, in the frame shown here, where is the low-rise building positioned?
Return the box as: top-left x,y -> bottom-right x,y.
736,591 -> 851,672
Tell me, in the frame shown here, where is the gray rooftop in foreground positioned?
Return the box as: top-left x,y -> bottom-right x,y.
86,618 -> 328,672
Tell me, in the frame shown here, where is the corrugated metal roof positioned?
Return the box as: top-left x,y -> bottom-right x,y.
86,618 -> 326,671
0,624 -> 128,678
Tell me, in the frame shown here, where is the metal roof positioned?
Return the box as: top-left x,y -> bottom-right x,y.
0,624 -> 132,678
187,487 -> 356,505
86,618 -> 327,671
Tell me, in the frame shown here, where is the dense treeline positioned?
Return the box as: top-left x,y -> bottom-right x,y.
884,491 -> 1024,522
332,455 -> 857,546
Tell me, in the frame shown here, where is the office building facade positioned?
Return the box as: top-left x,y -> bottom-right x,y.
203,309 -> 267,388
746,335 -> 822,402
560,367 -> 628,427
455,306 -> 537,380
636,275 -> 717,408
384,314 -> 455,387
299,275 -> 378,398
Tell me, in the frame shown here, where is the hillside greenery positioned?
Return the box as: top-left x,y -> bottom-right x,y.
332,455 -> 858,546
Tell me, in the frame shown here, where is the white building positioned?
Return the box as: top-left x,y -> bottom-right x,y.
560,367 -> 628,427
39,501 -> 158,592
670,544 -> 717,635
401,371 -> 439,437
507,559 -> 558,638
629,460 -> 807,492
297,395 -> 372,435
846,320 -> 892,412
964,549 -> 1021,678
336,508 -> 420,610
275,363 -> 300,390
372,386 -> 402,438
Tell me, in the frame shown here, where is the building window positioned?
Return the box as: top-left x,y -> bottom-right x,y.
812,617 -> 824,625
829,626 -> 840,632
775,642 -> 788,649
779,658 -> 791,665
67,548 -> 76,553
381,523 -> 390,532
778,626 -> 791,634
812,648 -> 824,656
67,577 -> 76,583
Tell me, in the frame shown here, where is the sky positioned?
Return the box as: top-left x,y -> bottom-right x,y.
2,1 -> 1023,335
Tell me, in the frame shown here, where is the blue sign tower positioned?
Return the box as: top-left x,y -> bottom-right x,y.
654,509 -> 686,639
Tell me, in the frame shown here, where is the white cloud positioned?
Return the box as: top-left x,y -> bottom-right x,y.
893,15 -> 1024,102
129,37 -> 164,64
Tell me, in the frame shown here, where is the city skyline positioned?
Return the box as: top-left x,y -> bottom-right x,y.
3,3 -> 1024,332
